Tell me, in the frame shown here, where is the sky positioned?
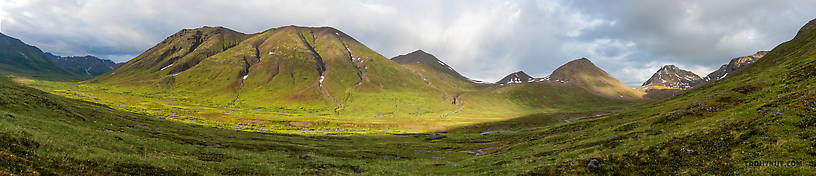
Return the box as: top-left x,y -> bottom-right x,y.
1,0 -> 815,87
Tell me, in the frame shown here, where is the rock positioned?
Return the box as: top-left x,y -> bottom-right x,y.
680,148 -> 695,156
99,127 -> 114,132
587,158 -> 600,170
5,113 -> 13,118
299,154 -> 312,160
350,166 -> 364,173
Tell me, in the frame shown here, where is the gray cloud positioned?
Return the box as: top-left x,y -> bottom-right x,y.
1,0 -> 814,86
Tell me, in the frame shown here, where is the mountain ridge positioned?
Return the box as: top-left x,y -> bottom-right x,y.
0,32 -> 77,80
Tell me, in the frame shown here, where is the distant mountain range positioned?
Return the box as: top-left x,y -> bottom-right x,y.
637,51 -> 770,98
0,33 -> 74,80
1,27 -> 776,101
47,54 -> 121,79
0,32 -> 120,80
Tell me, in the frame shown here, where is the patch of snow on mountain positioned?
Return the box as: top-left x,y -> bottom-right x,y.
719,73 -> 728,79
437,60 -> 446,66
242,74 -> 249,80
160,64 -> 174,71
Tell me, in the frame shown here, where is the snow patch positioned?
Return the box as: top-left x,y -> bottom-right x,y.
437,60 -> 447,66
160,64 -> 174,71
268,51 -> 273,55
319,76 -> 325,84
242,74 -> 249,80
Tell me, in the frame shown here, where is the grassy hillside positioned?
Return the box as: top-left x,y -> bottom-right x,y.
0,33 -> 77,80
93,26 -> 457,118
549,58 -> 644,99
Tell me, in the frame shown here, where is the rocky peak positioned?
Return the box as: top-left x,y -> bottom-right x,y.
797,18 -> 816,38
496,71 -> 534,86
703,51 -> 768,82
641,65 -> 702,89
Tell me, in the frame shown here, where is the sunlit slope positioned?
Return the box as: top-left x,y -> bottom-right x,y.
549,58 -> 644,99
94,26 -> 455,117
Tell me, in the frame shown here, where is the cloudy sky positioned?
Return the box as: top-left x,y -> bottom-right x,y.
1,0 -> 815,86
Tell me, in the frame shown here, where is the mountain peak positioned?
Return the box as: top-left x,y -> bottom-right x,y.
547,57 -> 643,99
703,51 -> 768,82
641,65 -> 701,89
496,71 -> 533,85
661,65 -> 678,69
392,50 -> 444,67
797,18 -> 816,37
548,58 -> 607,83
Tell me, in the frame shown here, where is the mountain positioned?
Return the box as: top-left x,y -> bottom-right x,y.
495,71 -> 533,86
0,33 -> 75,80
391,50 -> 465,80
52,55 -> 120,79
391,50 -> 483,87
703,51 -> 768,82
547,58 -> 643,99
95,26 -> 455,116
641,65 -> 702,89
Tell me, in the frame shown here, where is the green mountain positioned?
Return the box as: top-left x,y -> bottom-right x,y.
390,50 -> 488,104
0,33 -> 76,80
95,26 -> 455,117
547,58 -> 644,99
52,55 -> 120,79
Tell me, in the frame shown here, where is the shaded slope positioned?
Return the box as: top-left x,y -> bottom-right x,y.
0,33 -> 76,80
53,55 -> 119,79
453,17 -> 816,175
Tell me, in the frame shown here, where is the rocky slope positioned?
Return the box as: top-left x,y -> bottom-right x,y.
703,51 -> 768,82
641,65 -> 702,89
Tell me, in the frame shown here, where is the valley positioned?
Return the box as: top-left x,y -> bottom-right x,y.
0,5 -> 815,175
